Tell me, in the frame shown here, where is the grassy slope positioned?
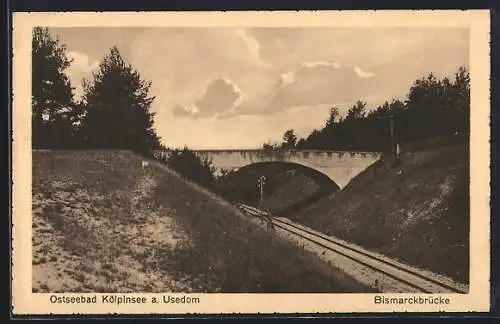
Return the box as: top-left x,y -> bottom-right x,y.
295,144 -> 469,283
32,150 -> 372,293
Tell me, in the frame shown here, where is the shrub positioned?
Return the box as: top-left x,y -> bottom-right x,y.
161,147 -> 217,190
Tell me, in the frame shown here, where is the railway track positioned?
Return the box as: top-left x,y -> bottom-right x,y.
237,203 -> 468,294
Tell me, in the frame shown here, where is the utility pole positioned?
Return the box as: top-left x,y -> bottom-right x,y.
389,113 -> 395,156
257,175 -> 266,208
257,175 -> 274,231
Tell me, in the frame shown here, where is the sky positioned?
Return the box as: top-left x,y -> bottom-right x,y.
50,27 -> 469,149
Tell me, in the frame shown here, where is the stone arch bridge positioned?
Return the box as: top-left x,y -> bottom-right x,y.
154,149 -> 382,189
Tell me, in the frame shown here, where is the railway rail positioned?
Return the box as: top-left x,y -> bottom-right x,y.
237,203 -> 468,294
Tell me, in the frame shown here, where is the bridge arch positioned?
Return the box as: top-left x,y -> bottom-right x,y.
226,161 -> 341,192
217,161 -> 341,214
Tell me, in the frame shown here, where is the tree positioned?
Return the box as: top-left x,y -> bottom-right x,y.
450,67 -> 470,137
261,141 -> 285,160
282,129 -> 297,149
326,106 -> 340,126
32,27 -> 78,149
345,100 -> 367,121
403,68 -> 469,141
80,46 -> 162,155
262,141 -> 280,151
296,138 -> 306,149
163,147 -> 216,189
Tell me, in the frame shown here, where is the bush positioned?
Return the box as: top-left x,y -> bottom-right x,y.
161,147 -> 216,190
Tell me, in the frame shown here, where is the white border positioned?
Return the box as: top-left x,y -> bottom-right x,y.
12,10 -> 491,314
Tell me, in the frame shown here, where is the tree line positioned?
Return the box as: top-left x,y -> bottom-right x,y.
268,67 -> 470,153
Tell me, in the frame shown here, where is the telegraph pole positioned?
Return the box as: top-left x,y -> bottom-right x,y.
257,175 -> 266,208
257,175 -> 274,231
389,113 -> 395,156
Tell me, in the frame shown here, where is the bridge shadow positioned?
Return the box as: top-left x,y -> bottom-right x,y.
217,161 -> 340,217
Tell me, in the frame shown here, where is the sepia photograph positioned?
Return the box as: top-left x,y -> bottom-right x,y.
12,10 -> 491,314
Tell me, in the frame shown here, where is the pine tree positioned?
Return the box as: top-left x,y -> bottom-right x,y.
80,46 -> 162,154
450,67 -> 470,138
32,27 -> 77,149
282,129 -> 298,149
345,100 -> 367,121
325,106 -> 340,127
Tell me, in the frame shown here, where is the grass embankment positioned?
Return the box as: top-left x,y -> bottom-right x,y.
32,150 -> 372,293
295,144 -> 469,284
217,162 -> 339,214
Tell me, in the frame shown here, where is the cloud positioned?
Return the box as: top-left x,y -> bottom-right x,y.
68,51 -> 99,72
353,66 -> 376,79
256,64 -> 377,115
246,28 -> 306,68
128,28 -> 274,120
66,51 -> 99,99
278,71 -> 296,85
130,28 -> 269,88
213,63 -> 378,118
232,29 -> 268,67
173,78 -> 242,119
302,61 -> 341,69
172,105 -> 193,117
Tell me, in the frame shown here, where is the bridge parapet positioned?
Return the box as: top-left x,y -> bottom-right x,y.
191,149 -> 381,158
154,148 -> 381,157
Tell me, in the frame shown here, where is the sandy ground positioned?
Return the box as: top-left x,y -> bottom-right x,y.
32,171 -> 193,293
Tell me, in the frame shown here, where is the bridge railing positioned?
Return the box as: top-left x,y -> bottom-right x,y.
153,149 -> 382,159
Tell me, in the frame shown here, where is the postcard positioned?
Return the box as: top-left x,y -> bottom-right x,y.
11,10 -> 491,315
